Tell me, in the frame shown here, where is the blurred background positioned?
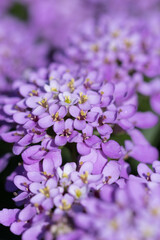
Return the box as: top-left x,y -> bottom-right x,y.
0,1 -> 160,239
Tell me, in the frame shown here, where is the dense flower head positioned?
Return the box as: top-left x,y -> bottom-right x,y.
86,0 -> 160,17
0,17 -> 48,92
0,1 -> 160,240
78,181 -> 160,240
0,62 -> 158,174
8,0 -> 91,48
60,15 -> 160,115
0,160 -> 110,239
1,162 -> 160,239
0,0 -> 10,16
64,16 -> 160,76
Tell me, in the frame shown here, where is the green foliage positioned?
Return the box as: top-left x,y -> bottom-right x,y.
138,94 -> 151,112
61,143 -> 78,165
8,2 -> 28,21
110,132 -> 130,147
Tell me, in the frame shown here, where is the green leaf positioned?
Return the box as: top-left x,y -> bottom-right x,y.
8,2 -> 28,21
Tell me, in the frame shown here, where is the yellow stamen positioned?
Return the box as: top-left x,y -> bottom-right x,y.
52,112 -> 61,122
104,58 -> 110,64
75,189 -> 82,198
42,171 -> 54,178
81,110 -> 86,116
49,76 -> 53,81
112,30 -> 120,38
29,90 -> 38,96
62,173 -> 68,178
91,44 -> 99,52
38,98 -> 48,108
23,182 -> 29,191
39,186 -> 50,198
151,207 -> 160,216
103,176 -> 112,184
77,110 -> 87,120
14,132 -> 24,137
85,78 -> 92,84
27,114 -> 32,118
143,229 -> 153,237
79,92 -> 88,104
68,78 -> 75,92
110,219 -> 119,230
124,39 -> 132,48
84,78 -> 93,89
55,112 -> 59,120
51,87 -> 57,92
59,199 -> 71,211
64,96 -> 71,104
34,203 -> 39,208
146,172 -> 151,181
80,171 -> 89,184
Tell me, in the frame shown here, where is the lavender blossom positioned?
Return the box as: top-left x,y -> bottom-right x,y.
60,14 -> 160,115
1,62 -> 158,173
0,2 -> 160,239
0,17 -> 48,92
19,0 -> 91,48
1,165 -> 160,240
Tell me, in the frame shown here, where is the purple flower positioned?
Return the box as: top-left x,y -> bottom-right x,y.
1,7 -> 160,239
22,140 -> 62,167
125,129 -> 159,163
38,104 -> 67,129
129,111 -> 158,129
102,161 -> 121,185
0,209 -> 20,227
102,140 -> 122,159
151,93 -> 160,115
25,0 -> 90,48
0,17 -> 48,92
69,106 -> 98,131
130,161 -> 160,185
55,119 -> 78,146
0,153 -> 12,172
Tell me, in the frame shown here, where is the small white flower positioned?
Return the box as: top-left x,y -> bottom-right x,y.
68,184 -> 87,199
44,80 -> 60,93
59,91 -> 79,106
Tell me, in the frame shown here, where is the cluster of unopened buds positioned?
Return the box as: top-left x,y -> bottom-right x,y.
0,1 -> 160,240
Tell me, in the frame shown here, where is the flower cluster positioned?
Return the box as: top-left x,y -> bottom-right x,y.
62,15 -> 160,114
16,0 -> 90,48
86,0 -> 160,18
0,1 -> 160,240
0,62 -> 159,238
0,17 -> 48,92
0,160 -> 101,239
1,63 -> 158,170
0,0 -> 10,16
1,160 -> 160,240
